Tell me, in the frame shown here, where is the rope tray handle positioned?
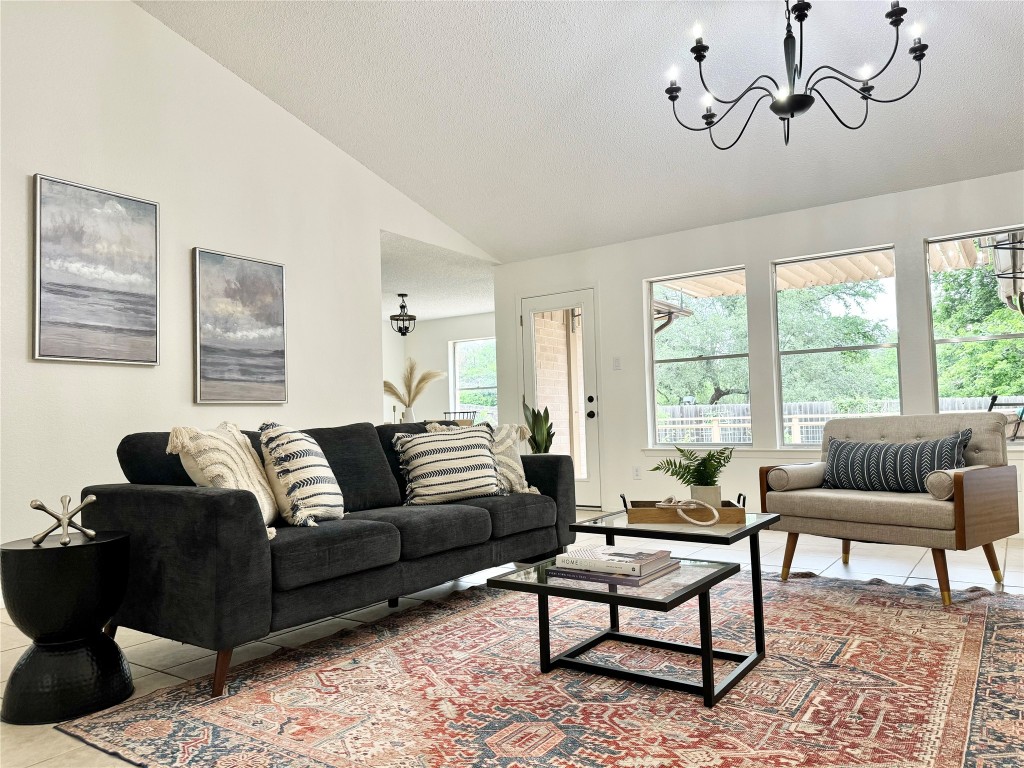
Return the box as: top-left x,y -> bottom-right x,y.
654,496 -> 721,526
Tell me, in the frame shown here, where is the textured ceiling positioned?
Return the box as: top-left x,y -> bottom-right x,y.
380,231 -> 495,320
139,1 -> 1024,262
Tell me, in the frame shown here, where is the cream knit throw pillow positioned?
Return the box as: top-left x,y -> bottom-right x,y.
167,421 -> 278,539
427,422 -> 539,494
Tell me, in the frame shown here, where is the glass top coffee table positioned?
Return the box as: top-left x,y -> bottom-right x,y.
488,556 -> 751,708
572,510 -> 781,686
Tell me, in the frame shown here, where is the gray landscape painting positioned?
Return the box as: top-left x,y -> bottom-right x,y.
36,177 -> 158,363
196,249 -> 286,403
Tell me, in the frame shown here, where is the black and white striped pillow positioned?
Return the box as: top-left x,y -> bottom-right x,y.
822,429 -> 972,493
259,422 -> 346,526
393,425 -> 502,505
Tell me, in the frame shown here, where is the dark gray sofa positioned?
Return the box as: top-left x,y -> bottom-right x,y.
82,421 -> 575,695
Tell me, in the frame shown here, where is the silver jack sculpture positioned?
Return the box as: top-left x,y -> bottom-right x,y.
31,494 -> 97,546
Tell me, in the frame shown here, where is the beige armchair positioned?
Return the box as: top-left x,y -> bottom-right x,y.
760,413 -> 1019,605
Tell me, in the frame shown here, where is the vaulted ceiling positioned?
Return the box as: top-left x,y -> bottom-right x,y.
139,1 -> 1024,262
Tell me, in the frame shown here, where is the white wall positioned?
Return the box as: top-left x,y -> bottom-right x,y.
381,319 -> 408,424
495,172 -> 1024,525
384,313 -> 495,420
0,1 -> 488,544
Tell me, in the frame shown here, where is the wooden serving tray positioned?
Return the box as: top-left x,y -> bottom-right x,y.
626,499 -> 746,525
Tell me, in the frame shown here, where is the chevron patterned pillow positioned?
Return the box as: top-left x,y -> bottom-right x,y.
259,422 -> 346,527
394,425 -> 502,505
822,429 -> 972,493
426,422 -> 539,494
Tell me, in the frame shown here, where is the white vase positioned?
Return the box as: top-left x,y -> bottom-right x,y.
401,406 -> 416,423
689,485 -> 722,508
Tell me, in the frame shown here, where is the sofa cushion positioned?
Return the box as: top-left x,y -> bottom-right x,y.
118,433 -> 196,486
822,430 -> 971,493
767,462 -> 826,491
765,488 -> 955,530
457,493 -> 557,538
270,518 -> 401,591
346,505 -> 491,559
301,423 -> 401,511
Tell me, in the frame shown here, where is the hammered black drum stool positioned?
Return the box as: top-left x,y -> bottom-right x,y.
1,531 -> 133,724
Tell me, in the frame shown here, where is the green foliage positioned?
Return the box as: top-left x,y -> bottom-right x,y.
455,339 -> 498,388
522,402 -> 555,454
458,390 -> 498,407
651,446 -> 733,487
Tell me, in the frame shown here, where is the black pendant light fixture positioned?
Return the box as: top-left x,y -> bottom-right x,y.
390,293 -> 417,336
664,1 -> 928,149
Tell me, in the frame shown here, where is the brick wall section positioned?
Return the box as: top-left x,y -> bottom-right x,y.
533,311 -> 572,456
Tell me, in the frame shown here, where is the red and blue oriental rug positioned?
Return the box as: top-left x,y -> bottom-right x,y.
59,573 -> 1023,767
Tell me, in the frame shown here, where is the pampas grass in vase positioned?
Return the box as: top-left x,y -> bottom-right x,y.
384,358 -> 446,423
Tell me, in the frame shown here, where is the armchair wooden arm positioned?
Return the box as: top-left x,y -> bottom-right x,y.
758,466 -> 780,515
955,464 -> 1020,550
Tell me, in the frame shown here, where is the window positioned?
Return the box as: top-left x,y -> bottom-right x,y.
650,268 -> 751,445
774,248 -> 901,445
451,338 -> 497,424
928,229 -> 1024,420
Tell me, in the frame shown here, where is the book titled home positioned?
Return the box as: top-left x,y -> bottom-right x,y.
555,545 -> 671,575
545,559 -> 681,587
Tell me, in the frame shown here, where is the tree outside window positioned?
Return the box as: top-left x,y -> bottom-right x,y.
650,269 -> 751,445
774,248 -> 901,445
928,231 -> 1024,421
451,338 -> 497,424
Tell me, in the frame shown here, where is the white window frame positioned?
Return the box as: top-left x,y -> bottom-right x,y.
924,225 -> 1024,414
646,266 -> 751,448
449,336 -> 498,419
771,244 -> 903,447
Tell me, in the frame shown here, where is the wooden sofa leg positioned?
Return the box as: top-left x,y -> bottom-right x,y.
841,539 -> 851,565
931,549 -> 952,606
103,621 -> 118,639
981,542 -> 1003,584
212,649 -> 233,697
387,597 -> 400,608
781,533 -> 799,581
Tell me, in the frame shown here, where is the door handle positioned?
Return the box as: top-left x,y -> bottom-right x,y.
586,410 -> 597,419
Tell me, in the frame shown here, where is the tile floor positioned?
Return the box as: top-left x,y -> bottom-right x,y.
1,516 -> 1021,768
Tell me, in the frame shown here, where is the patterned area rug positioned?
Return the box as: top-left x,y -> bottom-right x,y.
60,573 -> 1023,768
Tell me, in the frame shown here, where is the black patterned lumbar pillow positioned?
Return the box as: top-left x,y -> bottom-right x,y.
393,425 -> 501,505
259,422 -> 346,526
822,429 -> 972,493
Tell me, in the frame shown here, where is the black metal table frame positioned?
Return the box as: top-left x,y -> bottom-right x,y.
545,511 -> 779,706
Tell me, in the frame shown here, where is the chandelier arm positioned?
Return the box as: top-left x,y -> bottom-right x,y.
810,88 -> 870,129
868,23 -> 902,83
803,25 -> 900,93
698,63 -> 780,104
708,94 -> 772,150
671,100 -> 713,132
811,62 -> 921,104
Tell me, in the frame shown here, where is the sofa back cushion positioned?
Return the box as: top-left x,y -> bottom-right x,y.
820,413 -> 1008,467
300,423 -> 401,511
118,433 -> 196,486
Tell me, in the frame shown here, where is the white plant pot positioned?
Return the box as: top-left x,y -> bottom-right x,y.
401,407 -> 417,423
689,485 -> 722,508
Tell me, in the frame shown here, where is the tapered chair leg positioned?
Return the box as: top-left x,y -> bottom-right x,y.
781,533 -> 799,581
103,622 -> 118,639
931,549 -> 952,606
841,539 -> 851,565
212,649 -> 233,697
981,542 -> 1003,583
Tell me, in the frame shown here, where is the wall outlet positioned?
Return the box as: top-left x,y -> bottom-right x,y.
632,466 -> 641,480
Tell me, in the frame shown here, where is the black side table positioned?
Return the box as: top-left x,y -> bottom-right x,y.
1,531 -> 133,724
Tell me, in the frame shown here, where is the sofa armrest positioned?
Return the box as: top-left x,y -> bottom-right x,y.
924,465 -> 988,500
521,454 -> 576,547
954,465 -> 1020,550
82,484 -> 273,650
766,462 -> 826,492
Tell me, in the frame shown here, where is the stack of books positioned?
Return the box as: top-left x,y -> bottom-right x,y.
546,545 -> 679,587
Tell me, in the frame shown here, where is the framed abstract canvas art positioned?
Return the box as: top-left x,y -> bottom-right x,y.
194,248 -> 287,403
35,175 -> 159,364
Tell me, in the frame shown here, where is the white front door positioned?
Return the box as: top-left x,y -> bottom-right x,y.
521,289 -> 602,507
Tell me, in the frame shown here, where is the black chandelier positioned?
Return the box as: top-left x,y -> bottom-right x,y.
664,1 -> 929,149
389,293 -> 416,336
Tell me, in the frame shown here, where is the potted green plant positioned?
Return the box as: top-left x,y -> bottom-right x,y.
522,402 -> 555,454
650,446 -> 734,507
